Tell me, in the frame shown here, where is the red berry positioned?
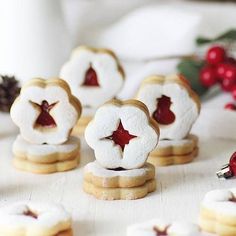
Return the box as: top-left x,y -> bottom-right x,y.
216,63 -> 228,80
231,85 -> 236,100
224,103 -> 236,110
221,77 -> 236,91
223,64 -> 236,81
200,66 -> 217,87
226,57 -> 236,65
206,46 -> 226,65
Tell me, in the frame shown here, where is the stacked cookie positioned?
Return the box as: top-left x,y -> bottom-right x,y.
199,188 -> 236,236
137,74 -> 200,166
0,202 -> 73,236
10,78 -> 82,174
84,99 -> 159,200
60,46 -> 125,134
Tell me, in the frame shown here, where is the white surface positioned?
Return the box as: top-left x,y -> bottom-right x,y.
1,131 -> 236,236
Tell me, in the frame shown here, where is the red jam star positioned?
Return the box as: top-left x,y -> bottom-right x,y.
152,95 -> 175,125
105,121 -> 137,151
33,100 -> 57,128
82,65 -> 100,87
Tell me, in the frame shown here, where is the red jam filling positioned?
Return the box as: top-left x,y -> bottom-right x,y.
35,100 -> 57,128
105,121 -> 137,151
153,226 -> 169,236
152,95 -> 175,125
24,210 -> 38,219
82,65 -> 100,87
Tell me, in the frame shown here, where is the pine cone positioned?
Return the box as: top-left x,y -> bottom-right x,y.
0,75 -> 20,112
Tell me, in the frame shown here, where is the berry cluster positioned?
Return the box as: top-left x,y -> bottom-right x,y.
199,46 -> 236,110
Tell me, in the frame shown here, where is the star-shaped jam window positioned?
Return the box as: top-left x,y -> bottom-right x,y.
105,121 -> 137,151
153,226 -> 169,236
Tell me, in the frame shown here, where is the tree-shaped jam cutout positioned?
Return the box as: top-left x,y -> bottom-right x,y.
82,64 -> 100,87
152,95 -> 175,125
33,100 -> 57,128
153,226 -> 169,236
105,121 -> 137,152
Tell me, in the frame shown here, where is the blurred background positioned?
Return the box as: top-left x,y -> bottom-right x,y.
1,0 -> 236,138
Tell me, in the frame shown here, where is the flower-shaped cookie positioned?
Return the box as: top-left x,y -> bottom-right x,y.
60,46 -> 125,108
85,99 -> 159,169
11,78 -> 81,145
0,201 -> 72,236
127,219 -> 202,236
136,75 -> 200,140
199,188 -> 236,236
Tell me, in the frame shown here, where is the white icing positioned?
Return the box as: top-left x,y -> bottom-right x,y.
60,47 -> 124,108
136,76 -> 199,140
84,161 -> 153,178
202,188 -> 236,217
10,79 -> 80,145
82,107 -> 96,117
85,102 -> 159,169
13,135 -> 80,157
0,201 -> 71,235
127,219 -> 201,236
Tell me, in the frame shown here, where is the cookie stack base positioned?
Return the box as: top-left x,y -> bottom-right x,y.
148,134 -> 199,166
12,135 -> 80,174
83,161 -> 156,200
199,208 -> 236,236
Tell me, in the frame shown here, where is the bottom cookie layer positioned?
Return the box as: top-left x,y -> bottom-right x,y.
147,148 -> 198,166
83,179 -> 156,200
84,161 -> 155,188
199,215 -> 236,236
13,156 -> 79,174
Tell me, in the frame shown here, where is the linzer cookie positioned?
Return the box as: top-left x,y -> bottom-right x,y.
137,74 -> 200,166
127,219 -> 202,236
148,134 -> 199,166
10,78 -> 81,145
60,46 -> 125,134
10,78 -> 81,174
136,74 -> 200,140
84,99 -> 159,200
0,201 -> 73,236
199,188 -> 236,236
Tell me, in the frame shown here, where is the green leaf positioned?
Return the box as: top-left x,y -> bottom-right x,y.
196,29 -> 236,46
196,38 -> 212,45
217,29 -> 236,40
177,59 -> 208,96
